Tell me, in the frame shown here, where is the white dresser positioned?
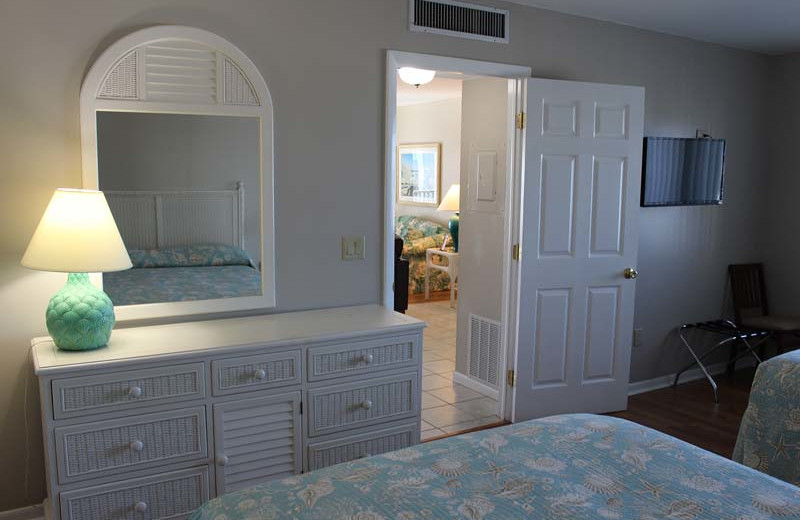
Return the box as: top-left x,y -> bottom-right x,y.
32,305 -> 425,520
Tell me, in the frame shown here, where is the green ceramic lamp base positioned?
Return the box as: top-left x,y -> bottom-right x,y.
449,213 -> 460,252
46,273 -> 115,351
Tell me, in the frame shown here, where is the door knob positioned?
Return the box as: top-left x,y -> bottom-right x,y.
624,267 -> 638,279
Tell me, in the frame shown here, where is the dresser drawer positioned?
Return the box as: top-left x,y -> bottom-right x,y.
307,422 -> 419,470
212,350 -> 301,395
307,372 -> 418,437
308,334 -> 419,382
59,466 -> 209,520
52,363 -> 206,420
55,407 -> 208,484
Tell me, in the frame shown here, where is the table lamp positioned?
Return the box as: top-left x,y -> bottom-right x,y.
22,189 -> 132,351
438,184 -> 460,252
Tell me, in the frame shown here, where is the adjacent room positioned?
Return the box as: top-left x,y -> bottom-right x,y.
394,72 -> 508,438
3,1 -> 800,519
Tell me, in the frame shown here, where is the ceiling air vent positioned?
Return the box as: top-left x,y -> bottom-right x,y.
409,0 -> 509,43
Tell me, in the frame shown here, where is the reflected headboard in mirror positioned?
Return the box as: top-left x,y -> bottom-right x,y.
79,26 -> 275,322
105,183 -> 246,251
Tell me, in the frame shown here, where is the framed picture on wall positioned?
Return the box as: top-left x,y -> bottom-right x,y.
397,143 -> 441,206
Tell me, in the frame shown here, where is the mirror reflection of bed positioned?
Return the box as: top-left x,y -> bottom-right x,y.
96,112 -> 262,306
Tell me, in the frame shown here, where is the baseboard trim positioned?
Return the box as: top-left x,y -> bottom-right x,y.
0,503 -> 45,520
628,358 -> 758,397
453,370 -> 499,400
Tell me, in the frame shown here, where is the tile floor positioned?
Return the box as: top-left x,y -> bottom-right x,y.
406,300 -> 502,440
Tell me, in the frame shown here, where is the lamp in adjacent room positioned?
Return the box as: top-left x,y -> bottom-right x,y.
438,184 -> 460,252
22,189 -> 132,351
398,67 -> 436,88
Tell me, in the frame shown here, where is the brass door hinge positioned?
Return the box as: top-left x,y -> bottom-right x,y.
515,112 -> 527,130
512,243 -> 521,261
506,369 -> 516,387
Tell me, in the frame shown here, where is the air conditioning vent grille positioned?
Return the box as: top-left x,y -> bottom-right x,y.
468,314 -> 502,388
410,0 -> 509,43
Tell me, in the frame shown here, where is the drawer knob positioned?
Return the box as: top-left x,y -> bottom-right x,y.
216,455 -> 229,466
134,501 -> 147,513
129,440 -> 144,452
253,369 -> 267,380
361,354 -> 374,364
128,386 -> 143,398
361,400 -> 373,410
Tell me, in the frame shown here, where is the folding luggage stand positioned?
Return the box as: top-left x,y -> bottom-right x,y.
675,320 -> 766,402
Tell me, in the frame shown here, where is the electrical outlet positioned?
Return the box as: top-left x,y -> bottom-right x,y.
341,235 -> 366,260
633,328 -> 643,348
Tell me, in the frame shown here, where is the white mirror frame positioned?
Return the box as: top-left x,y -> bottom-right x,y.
80,25 -> 276,322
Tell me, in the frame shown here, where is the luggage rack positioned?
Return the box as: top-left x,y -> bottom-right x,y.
675,320 -> 766,403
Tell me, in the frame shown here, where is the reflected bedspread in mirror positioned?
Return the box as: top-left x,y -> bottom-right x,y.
97,112 -> 262,306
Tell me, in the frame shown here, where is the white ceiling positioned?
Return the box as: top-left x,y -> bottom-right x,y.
397,76 -> 463,106
506,0 -> 800,55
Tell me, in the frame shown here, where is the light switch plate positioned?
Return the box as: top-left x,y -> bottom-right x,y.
342,235 -> 366,260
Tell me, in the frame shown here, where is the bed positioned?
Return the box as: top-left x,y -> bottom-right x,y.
734,349 -> 800,486
103,183 -> 262,305
189,414 -> 800,520
103,244 -> 261,305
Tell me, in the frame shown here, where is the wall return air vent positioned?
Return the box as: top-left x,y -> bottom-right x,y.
409,0 -> 510,43
468,314 -> 502,389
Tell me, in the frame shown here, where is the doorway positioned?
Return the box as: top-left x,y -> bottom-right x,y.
386,52 -> 646,429
385,52 -> 530,438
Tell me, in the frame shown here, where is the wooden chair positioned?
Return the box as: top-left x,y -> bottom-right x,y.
728,263 -> 800,364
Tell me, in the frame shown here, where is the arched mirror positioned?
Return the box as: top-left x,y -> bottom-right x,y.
80,26 -> 275,322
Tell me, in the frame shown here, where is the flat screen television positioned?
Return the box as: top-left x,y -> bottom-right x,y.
641,137 -> 726,207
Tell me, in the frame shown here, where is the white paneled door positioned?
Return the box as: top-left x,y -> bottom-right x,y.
512,79 -> 644,421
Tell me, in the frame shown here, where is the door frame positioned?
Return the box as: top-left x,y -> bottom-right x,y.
383,50 -> 530,420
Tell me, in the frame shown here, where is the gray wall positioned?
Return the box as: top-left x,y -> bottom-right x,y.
0,0 -> 771,510
97,112 -> 262,263
396,97 -> 462,225
764,54 -> 800,317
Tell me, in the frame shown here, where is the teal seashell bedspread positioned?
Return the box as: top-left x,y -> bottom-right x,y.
190,414 -> 800,520
734,349 -> 800,486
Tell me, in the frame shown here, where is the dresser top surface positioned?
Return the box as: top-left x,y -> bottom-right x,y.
32,305 -> 424,374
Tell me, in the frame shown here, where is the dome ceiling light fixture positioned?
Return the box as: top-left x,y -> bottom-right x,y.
398,67 -> 436,88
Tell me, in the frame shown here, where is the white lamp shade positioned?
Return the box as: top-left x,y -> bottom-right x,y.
22,189 -> 132,273
398,67 -> 436,87
437,184 -> 460,212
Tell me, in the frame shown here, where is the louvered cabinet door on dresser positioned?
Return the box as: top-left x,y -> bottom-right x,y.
213,392 -> 302,494
33,305 -> 424,520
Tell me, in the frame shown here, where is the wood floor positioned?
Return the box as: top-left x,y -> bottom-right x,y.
425,368 -> 756,459
609,367 -> 755,458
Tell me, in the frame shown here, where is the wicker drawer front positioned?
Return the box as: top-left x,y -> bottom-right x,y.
52,363 -> 206,420
212,350 -> 301,395
308,422 -> 419,470
308,372 -> 418,437
308,334 -> 419,382
55,407 -> 208,484
60,466 -> 209,520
